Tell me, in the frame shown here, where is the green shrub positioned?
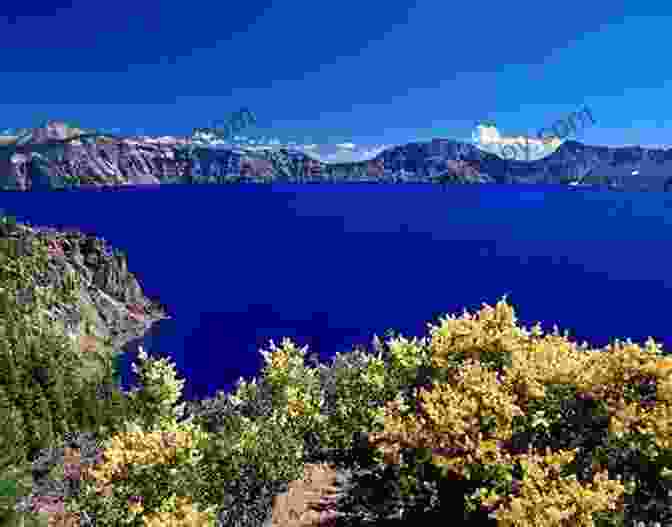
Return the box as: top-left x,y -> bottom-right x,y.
361,298 -> 672,526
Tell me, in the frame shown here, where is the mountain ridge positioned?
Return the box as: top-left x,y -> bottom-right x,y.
0,121 -> 670,191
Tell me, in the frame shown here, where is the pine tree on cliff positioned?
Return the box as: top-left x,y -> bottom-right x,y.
0,331 -> 65,459
25,335 -> 61,449
33,384 -> 56,453
39,348 -> 72,444
87,352 -> 136,439
0,335 -> 22,408
0,384 -> 27,470
66,369 -> 131,441
67,384 -> 98,438
0,336 -> 43,460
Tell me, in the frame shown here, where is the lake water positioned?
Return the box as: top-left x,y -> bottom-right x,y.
3,183 -> 672,401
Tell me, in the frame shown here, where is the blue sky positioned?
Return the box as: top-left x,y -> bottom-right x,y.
2,1 -> 671,151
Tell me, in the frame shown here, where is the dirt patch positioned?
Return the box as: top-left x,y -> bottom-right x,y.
270,462 -> 347,527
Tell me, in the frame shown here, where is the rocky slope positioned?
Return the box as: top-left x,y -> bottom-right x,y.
1,121 -> 671,191
0,216 -> 169,386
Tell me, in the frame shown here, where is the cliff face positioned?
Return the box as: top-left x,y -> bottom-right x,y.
0,218 -> 169,386
378,139 -> 672,191
1,122 -> 672,191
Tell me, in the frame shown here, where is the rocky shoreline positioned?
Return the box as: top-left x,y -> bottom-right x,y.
0,218 -> 169,381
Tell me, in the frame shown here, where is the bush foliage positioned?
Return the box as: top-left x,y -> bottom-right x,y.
5,264 -> 672,526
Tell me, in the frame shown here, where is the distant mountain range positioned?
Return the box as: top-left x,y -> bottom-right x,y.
0,121 -> 670,191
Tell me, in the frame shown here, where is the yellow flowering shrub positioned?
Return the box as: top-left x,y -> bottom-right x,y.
257,337 -> 392,453
124,347 -> 188,433
366,298 -> 672,526
64,422 -> 218,527
483,448 -> 625,527
369,358 -> 524,469
259,338 -> 326,430
42,297 -> 672,527
561,337 -> 672,453
58,347 -> 220,526
428,296 -> 527,373
315,349 -> 397,452
571,339 -> 663,402
608,397 -> 672,452
141,495 -> 215,527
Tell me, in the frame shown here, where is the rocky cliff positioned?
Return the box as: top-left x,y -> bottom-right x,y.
0,215 -> 169,388
1,122 -> 671,191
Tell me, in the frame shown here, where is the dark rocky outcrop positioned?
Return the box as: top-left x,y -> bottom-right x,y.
1,121 -> 672,191
0,218 -> 169,357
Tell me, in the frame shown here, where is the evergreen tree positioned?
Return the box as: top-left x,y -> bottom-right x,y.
22,347 -> 56,458
82,356 -> 130,440
69,379 -> 115,439
40,347 -> 72,444
0,385 -> 27,470
0,336 -> 30,462
109,351 -> 123,388
87,379 -> 105,434
1,337 -> 44,460
99,355 -> 135,434
0,337 -> 23,410
24,416 -> 49,462
68,387 -> 94,437
33,384 -> 56,454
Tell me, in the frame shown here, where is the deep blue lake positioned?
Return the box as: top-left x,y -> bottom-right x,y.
3,183 -> 672,402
